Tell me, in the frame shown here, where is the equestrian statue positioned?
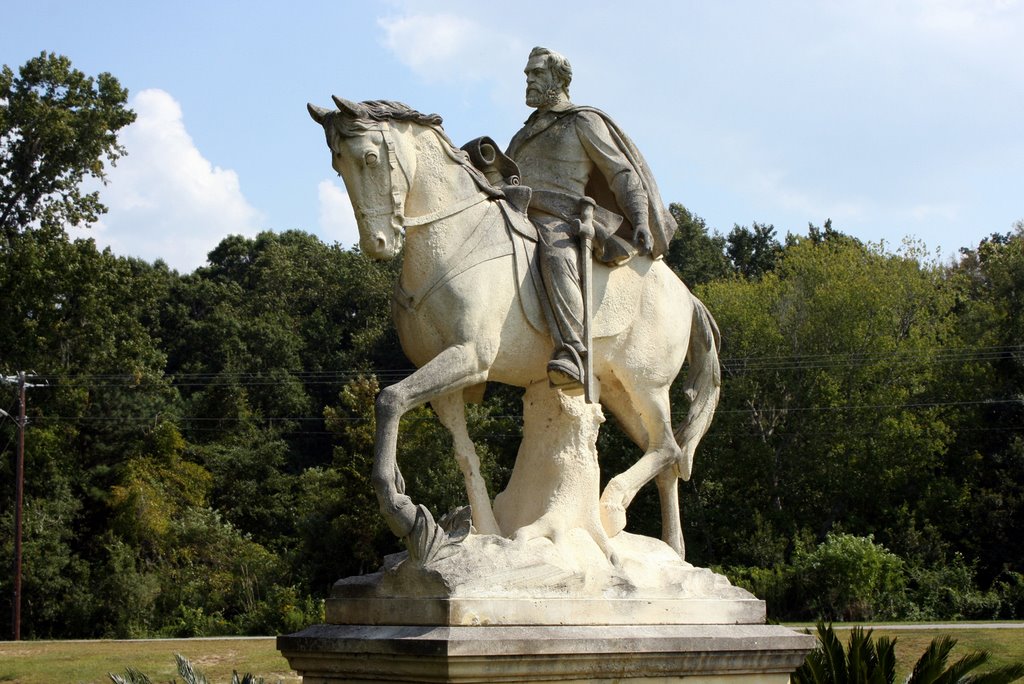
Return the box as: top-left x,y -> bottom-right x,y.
307,46 -> 721,566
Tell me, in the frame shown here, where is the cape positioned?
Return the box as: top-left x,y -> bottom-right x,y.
507,105 -> 678,258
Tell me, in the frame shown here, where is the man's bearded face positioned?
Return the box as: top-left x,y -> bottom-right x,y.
524,57 -> 561,108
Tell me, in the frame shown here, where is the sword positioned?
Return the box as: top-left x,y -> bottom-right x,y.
576,197 -> 597,404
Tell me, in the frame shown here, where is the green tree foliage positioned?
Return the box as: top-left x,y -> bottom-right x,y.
691,237 -> 959,568
947,224 -> 1024,592
664,203 -> 730,285
0,233 -> 176,636
726,221 -> 782,278
0,52 -> 135,241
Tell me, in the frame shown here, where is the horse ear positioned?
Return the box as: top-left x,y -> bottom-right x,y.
307,103 -> 331,124
332,96 -> 365,119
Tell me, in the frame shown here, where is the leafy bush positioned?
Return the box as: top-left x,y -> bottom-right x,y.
232,585 -> 324,635
993,571 -> 1024,619
792,533 -> 906,621
157,605 -> 232,639
903,553 -> 1001,620
723,564 -> 795,617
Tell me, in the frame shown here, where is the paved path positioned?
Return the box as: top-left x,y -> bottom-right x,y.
807,623 -> 1022,630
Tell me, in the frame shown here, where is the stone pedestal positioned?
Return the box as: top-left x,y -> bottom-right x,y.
277,623 -> 814,683
277,385 -> 816,681
279,574 -> 814,683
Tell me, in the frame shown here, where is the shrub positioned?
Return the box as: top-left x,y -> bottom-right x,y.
903,553 -> 1001,620
792,533 -> 906,621
994,571 -> 1024,619
723,564 -> 795,618
232,585 -> 324,635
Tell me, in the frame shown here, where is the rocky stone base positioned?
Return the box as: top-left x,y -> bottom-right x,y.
329,531 -> 760,615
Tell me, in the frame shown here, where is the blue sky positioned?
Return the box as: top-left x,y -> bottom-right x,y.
5,0 -> 1022,271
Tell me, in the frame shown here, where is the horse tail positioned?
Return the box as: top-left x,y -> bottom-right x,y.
673,292 -> 722,481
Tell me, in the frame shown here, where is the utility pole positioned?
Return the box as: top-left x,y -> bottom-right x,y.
2,371 -> 34,641
13,371 -> 25,641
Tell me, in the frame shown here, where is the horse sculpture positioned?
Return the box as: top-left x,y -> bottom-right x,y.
308,97 -> 720,560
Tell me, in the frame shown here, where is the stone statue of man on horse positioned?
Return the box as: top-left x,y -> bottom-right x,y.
306,46 -> 721,571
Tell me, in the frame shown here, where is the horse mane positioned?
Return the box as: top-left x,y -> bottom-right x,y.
358,100 -> 444,128
331,100 -> 455,147
328,99 -> 504,199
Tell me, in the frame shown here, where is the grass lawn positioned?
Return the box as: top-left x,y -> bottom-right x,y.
0,637 -> 299,684
1,625 -> 1021,683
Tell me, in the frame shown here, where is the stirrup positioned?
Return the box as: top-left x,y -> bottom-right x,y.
547,346 -> 585,395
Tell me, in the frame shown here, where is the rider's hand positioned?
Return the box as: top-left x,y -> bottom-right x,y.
634,224 -> 653,255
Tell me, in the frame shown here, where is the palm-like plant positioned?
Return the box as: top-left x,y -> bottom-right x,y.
793,623 -> 1024,684
795,623 -> 896,684
907,634 -> 1023,684
108,653 -> 270,684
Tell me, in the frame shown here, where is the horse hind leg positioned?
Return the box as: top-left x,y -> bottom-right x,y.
655,469 -> 685,560
431,390 -> 501,536
599,380 -> 686,557
595,380 -> 647,537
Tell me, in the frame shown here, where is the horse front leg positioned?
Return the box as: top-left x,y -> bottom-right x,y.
431,390 -> 501,535
372,343 -> 490,540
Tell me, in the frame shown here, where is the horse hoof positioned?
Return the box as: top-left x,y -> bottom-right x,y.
381,494 -> 417,538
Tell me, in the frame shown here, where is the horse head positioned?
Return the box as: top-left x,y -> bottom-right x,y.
307,97 -> 419,259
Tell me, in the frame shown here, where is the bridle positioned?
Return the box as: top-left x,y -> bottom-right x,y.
342,121 -> 488,241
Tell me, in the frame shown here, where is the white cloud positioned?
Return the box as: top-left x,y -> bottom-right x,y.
76,89 -> 263,272
912,0 -> 1021,44
907,203 -> 961,223
379,13 -> 477,76
317,179 -> 360,249
377,12 -> 523,84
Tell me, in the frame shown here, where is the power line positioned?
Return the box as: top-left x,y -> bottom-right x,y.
17,344 -> 1023,386
20,396 -> 1021,427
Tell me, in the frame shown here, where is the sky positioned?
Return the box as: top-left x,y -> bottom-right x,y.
4,0 -> 1022,272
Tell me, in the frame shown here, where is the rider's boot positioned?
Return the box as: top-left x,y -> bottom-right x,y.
547,343 -> 586,394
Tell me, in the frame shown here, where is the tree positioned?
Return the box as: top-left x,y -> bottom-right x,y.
0,235 -> 177,637
0,52 -> 135,242
687,237 -> 959,570
726,221 -> 782,278
664,203 -> 730,286
946,222 -> 1024,590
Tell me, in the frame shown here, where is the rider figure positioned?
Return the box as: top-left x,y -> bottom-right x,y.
506,47 -> 678,391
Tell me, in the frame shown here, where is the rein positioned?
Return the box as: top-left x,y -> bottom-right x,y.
366,122 -> 488,231
338,118 -> 505,311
